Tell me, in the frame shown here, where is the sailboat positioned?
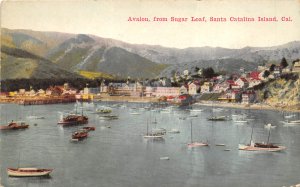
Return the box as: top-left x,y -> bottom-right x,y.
27,106 -> 45,119
207,102 -> 227,121
143,120 -> 164,139
57,105 -> 88,126
152,117 -> 157,124
239,123 -> 286,152
187,121 -> 208,147
7,151 -> 53,177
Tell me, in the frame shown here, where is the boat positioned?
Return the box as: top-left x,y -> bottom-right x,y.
98,115 -> 118,120
7,168 -> 53,177
57,114 -> 88,126
143,120 -> 164,139
160,108 -> 172,113
284,114 -> 296,119
282,120 -> 300,126
264,123 -> 276,129
187,121 -> 208,147
168,128 -> 180,133
212,108 -> 223,112
190,109 -> 203,113
152,128 -> 167,135
27,116 -> 45,120
207,116 -> 227,121
233,120 -> 248,124
239,123 -> 286,152
238,141 -> 286,152
82,126 -> 95,132
160,157 -> 170,160
27,106 -> 45,119
94,108 -> 112,114
0,121 -> 29,130
152,117 -> 157,124
71,130 -> 88,141
129,112 -> 141,115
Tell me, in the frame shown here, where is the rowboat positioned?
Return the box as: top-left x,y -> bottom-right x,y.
7,168 -> 53,177
82,126 -> 95,132
187,142 -> 209,148
71,130 -> 88,141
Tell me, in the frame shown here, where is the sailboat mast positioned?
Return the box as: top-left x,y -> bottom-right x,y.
190,121 -> 193,143
249,123 -> 254,145
146,120 -> 149,135
266,128 -> 271,145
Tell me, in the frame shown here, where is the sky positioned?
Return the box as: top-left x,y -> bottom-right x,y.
1,0 -> 300,49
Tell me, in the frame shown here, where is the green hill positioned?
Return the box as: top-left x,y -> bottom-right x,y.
1,45 -> 82,79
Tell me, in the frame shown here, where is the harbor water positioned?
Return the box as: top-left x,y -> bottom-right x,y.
0,102 -> 300,187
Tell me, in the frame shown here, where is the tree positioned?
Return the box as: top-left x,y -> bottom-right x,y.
269,64 -> 276,72
202,67 -> 215,78
194,66 -> 200,73
280,57 -> 288,68
263,70 -> 270,78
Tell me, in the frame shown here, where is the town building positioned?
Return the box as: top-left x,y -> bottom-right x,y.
241,91 -> 256,104
200,82 -> 213,93
188,82 -> 200,95
292,61 -> 300,73
235,77 -> 249,89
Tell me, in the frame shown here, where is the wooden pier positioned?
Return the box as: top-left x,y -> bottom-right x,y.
0,96 -> 77,105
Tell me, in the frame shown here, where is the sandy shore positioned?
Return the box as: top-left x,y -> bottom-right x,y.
195,101 -> 300,113
96,95 -> 159,103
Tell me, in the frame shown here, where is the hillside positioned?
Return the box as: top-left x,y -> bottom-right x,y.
258,75 -> 300,109
1,45 -> 82,79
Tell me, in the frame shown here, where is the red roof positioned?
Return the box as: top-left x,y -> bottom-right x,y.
249,71 -> 260,80
227,80 -> 235,84
239,77 -> 248,83
167,96 -> 175,99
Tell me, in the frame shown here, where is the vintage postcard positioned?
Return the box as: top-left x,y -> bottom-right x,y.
1,0 -> 300,187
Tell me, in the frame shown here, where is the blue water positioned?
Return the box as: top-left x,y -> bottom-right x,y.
0,102 -> 299,187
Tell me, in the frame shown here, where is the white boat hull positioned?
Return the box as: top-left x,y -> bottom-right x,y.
7,168 -> 52,177
143,135 -> 163,139
238,144 -> 286,152
187,142 -> 208,148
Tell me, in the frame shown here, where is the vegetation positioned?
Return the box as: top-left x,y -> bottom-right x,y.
280,57 -> 288,68
78,70 -> 115,80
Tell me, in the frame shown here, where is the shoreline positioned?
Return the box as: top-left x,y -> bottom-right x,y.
1,95 -> 299,113
195,101 -> 300,113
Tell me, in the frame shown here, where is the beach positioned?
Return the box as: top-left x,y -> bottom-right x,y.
195,101 -> 300,113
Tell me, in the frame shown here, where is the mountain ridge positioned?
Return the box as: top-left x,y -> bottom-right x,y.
1,28 -> 300,80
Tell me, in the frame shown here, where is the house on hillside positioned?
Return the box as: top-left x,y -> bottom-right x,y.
200,82 -> 213,93
248,78 -> 262,88
273,66 -> 282,78
179,85 -> 188,95
241,91 -> 256,104
292,61 -> 300,72
188,82 -> 200,95
235,77 -> 249,89
227,80 -> 240,90
218,90 -> 242,102
213,80 -> 233,93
